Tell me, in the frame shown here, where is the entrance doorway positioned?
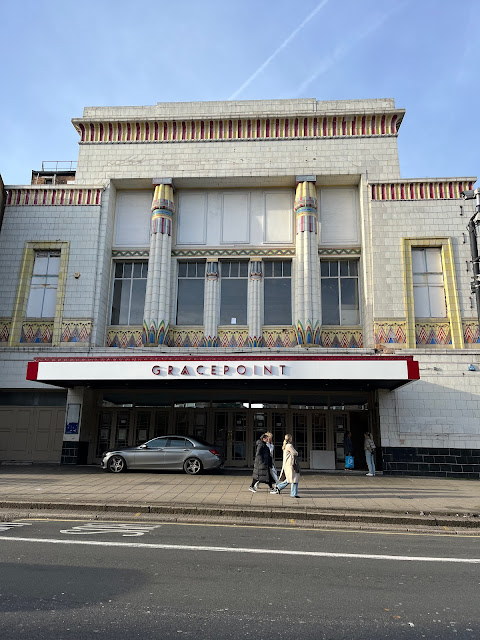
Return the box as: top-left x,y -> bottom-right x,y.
95,393 -> 373,469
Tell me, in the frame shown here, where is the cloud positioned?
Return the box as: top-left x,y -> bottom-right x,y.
228,0 -> 329,100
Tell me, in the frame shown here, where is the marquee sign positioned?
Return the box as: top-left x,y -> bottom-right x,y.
26,355 -> 419,384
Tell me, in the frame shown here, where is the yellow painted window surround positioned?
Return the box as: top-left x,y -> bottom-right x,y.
402,238 -> 463,349
9,241 -> 69,346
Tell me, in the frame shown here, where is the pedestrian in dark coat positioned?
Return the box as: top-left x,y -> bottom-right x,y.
249,434 -> 276,493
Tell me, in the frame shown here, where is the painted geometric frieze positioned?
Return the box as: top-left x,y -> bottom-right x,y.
263,328 -> 297,348
73,112 -> 403,145
218,329 -> 249,348
0,319 -> 11,343
172,248 -> 295,258
112,250 -> 149,258
463,321 -> 480,345
61,321 -> 92,343
374,321 -> 407,346
5,187 -> 102,207
415,322 -> 452,346
320,328 -> 363,349
170,329 -> 204,348
371,180 -> 475,201
107,327 -> 143,348
318,248 -> 361,256
20,322 -> 54,344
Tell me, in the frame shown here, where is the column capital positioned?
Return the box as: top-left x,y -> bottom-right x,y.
152,177 -> 174,187
296,175 -> 316,184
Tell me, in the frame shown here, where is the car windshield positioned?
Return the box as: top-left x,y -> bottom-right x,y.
191,436 -> 211,446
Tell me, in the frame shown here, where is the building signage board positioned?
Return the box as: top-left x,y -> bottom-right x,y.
27,357 -> 419,383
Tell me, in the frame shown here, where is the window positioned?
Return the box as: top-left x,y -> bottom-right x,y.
412,248 -> 446,317
26,251 -> 60,318
321,260 -> 360,325
110,262 -> 148,325
176,261 -> 205,325
264,260 -> 292,325
220,261 -> 248,325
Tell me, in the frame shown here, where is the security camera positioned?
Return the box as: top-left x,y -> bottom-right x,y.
461,190 -> 475,200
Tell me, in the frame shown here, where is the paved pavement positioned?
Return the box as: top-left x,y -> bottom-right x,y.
1,464 -> 479,530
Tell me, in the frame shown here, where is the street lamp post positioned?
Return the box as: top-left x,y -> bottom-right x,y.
461,188 -> 480,329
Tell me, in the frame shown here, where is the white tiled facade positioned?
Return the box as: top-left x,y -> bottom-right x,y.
0,97 -> 479,476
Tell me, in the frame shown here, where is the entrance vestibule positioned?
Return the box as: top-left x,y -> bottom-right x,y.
95,391 -> 373,470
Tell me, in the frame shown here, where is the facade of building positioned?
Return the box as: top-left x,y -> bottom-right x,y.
0,97 -> 479,476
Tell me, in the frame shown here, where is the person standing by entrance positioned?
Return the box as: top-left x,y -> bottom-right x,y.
249,434 -> 276,493
276,434 -> 300,498
265,432 -> 278,488
364,431 -> 376,476
344,430 -> 354,470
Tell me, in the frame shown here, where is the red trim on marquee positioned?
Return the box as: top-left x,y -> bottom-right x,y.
406,359 -> 420,380
28,355 -> 417,364
26,361 -> 39,381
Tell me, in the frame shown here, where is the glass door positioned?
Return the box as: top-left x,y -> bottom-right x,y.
292,412 -> 308,468
333,413 -> 349,469
270,411 -> 287,466
229,410 -> 247,466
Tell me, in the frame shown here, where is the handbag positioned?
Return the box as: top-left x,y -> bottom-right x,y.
345,455 -> 354,469
293,458 -> 300,473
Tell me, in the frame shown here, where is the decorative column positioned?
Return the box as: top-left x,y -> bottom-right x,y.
201,258 -> 220,347
294,177 -> 321,345
247,258 -> 264,347
143,181 -> 175,346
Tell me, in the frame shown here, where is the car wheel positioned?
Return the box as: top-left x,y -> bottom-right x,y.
107,455 -> 127,473
184,457 -> 202,475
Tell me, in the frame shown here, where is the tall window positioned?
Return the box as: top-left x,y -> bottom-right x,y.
264,260 -> 292,325
220,261 -> 248,325
321,260 -> 360,325
110,262 -> 148,325
412,248 -> 446,317
177,261 -> 205,325
26,251 -> 60,318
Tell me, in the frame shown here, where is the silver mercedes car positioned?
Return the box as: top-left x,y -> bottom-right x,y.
101,435 -> 224,475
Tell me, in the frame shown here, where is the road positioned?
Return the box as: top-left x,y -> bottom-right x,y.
1,518 -> 479,639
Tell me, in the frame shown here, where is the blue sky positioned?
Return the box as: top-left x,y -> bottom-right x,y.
0,0 -> 478,185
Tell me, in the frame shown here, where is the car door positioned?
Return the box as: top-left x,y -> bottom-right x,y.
163,437 -> 193,469
133,437 -> 167,469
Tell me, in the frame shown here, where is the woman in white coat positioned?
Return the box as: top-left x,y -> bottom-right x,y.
276,434 -> 300,498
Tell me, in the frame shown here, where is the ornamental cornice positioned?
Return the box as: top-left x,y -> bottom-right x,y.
5,186 -> 103,206
370,178 -> 476,201
171,248 -> 296,257
72,111 -> 404,144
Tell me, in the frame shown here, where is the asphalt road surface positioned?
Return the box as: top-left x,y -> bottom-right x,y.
1,518 -> 479,639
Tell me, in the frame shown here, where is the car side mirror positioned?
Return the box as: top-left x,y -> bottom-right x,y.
139,444 -> 148,449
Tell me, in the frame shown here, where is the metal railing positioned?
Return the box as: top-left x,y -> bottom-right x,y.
40,161 -> 77,172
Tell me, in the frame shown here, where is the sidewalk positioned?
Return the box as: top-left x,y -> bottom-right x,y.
1,464 -> 479,530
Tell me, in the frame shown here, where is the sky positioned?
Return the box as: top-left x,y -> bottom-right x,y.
0,0 -> 479,186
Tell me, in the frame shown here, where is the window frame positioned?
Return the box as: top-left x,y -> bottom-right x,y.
219,260 -> 249,326
263,259 -> 292,325
25,250 -> 61,319
110,260 -> 148,326
411,247 -> 447,318
320,259 -> 361,326
176,260 -> 206,326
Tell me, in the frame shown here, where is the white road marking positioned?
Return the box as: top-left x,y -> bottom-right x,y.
0,536 -> 479,564
59,522 -> 161,537
0,522 -> 32,532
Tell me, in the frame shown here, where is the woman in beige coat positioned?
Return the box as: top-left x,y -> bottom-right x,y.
275,434 -> 300,498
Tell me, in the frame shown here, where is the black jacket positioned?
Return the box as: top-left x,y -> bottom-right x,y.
252,439 -> 272,483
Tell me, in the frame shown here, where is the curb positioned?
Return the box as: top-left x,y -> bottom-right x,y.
1,500 -> 480,529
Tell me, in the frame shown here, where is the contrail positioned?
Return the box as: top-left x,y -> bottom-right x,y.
295,2 -> 408,95
228,0 -> 329,100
